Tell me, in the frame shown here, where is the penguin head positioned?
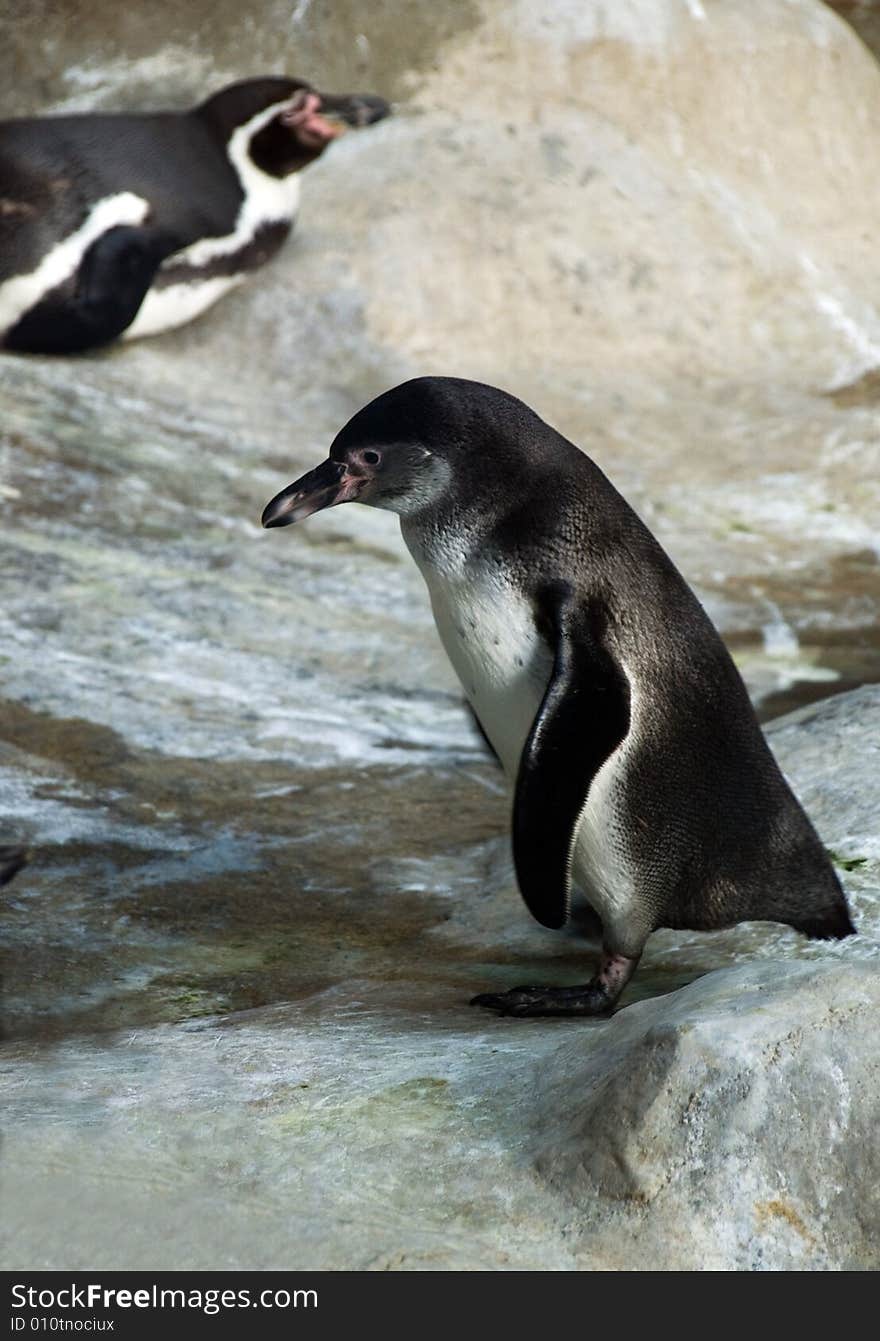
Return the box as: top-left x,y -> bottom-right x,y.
197,77 -> 390,176
261,377 -> 540,528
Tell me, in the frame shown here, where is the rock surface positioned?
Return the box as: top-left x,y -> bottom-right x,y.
1,0 -> 879,1271
2,683 -> 879,1271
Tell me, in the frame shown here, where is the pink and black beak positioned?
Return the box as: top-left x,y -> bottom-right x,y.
280,89 -> 390,151
261,458 -> 366,528
316,91 -> 390,129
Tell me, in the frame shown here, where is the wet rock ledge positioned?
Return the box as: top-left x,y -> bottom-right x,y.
1,0 -> 879,1274
2,687 -> 878,1271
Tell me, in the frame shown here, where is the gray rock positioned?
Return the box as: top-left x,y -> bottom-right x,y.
1,0 -> 879,1271
2,687 -> 877,1270
534,959 -> 880,1270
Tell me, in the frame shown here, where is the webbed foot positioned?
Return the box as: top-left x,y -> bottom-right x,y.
470,982 -> 612,1017
470,948 -> 640,1018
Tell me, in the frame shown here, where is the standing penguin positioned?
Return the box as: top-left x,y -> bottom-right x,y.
0,78 -> 389,354
261,377 -> 855,1016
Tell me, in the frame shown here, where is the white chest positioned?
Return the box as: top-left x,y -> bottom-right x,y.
419,553 -> 552,777
408,531 -> 639,931
121,272 -> 246,339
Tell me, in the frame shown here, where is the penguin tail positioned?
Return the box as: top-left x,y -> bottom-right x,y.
778,842 -> 858,941
794,904 -> 857,941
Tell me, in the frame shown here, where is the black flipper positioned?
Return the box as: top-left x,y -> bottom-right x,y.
4,225 -> 178,354
513,582 -> 630,929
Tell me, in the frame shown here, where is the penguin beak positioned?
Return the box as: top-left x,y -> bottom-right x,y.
314,92 -> 391,130
261,458 -> 364,528
280,91 -> 390,150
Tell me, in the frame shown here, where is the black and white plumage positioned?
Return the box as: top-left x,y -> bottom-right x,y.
0,78 -> 389,353
261,377 -> 855,1016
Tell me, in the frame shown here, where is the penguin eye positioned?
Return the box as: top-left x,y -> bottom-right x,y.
362,450 -> 381,465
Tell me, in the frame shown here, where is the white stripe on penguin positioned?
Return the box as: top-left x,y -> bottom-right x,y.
0,191 -> 149,333
166,100 -> 302,270
126,99 -> 302,340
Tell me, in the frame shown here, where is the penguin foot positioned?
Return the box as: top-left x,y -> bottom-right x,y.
471,949 -> 640,1017
470,982 -> 613,1017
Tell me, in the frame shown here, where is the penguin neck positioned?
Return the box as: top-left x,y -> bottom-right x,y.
397,445 -> 540,573
173,102 -> 303,275
196,98 -> 311,187
400,498 -> 497,582
224,102 -> 303,184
